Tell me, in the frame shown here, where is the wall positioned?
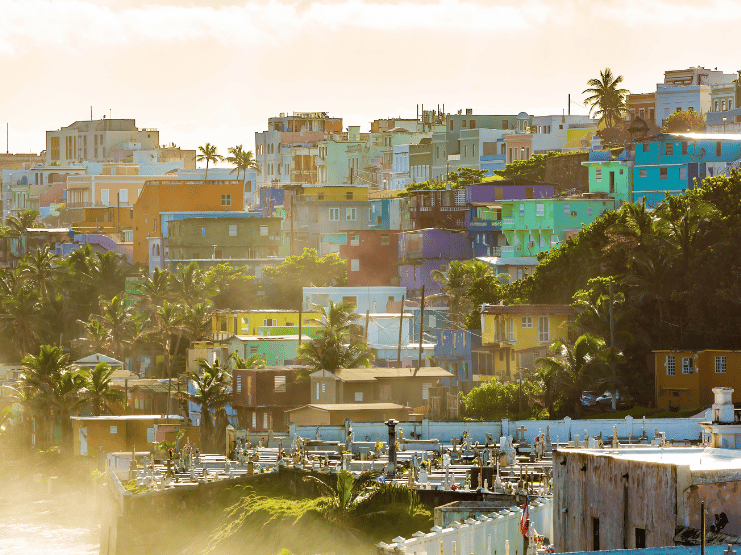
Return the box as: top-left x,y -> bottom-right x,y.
379,497 -> 553,555
553,449 -> 678,552
684,479 -> 741,536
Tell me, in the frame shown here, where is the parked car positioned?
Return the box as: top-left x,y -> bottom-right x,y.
580,391 -> 597,406
595,391 -> 631,410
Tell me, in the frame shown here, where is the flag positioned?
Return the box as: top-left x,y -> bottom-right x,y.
520,494 -> 530,537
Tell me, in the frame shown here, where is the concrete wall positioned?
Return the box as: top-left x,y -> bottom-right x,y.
553,450 -> 678,552
685,479 -> 741,536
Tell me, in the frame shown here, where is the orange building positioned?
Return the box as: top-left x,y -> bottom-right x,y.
133,179 -> 245,265
654,349 -> 741,410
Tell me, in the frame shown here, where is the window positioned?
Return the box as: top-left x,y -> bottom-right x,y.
316,383 -> 320,400
250,345 -> 258,354
715,356 -> 727,373
322,383 -> 326,393
682,358 -> 692,374
350,259 -> 359,272
521,316 -> 533,328
241,316 -> 249,329
508,316 -> 514,341
538,316 -> 549,343
236,375 -> 242,393
110,426 -> 117,434
519,204 -> 525,217
682,141 -> 688,155
119,189 -> 128,204
665,142 -> 673,155
346,207 -> 357,221
639,168 -> 647,178
329,208 -> 340,221
722,100 -> 726,112
221,194 -> 231,206
717,142 -> 722,157
229,224 -> 237,236
666,355 -> 675,375
595,167 -> 602,182
635,528 -> 646,549
252,411 -> 257,428
536,204 -> 544,217
354,391 -> 363,402
153,218 -> 157,232
100,189 -> 109,205
588,206 -> 593,217
263,318 -> 274,326
274,376 -> 286,393
201,227 -> 206,236
660,168 -> 667,180
263,412 -> 268,429
381,234 -> 390,246
563,203 -> 570,216
593,518 -> 600,551
679,167 -> 687,180
517,268 -> 523,280
429,314 -> 436,327
260,225 -> 268,236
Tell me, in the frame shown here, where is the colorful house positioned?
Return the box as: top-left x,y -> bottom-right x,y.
479,304 -> 576,381
653,349 -> 741,410
303,286 -> 407,313
633,132 -> 741,207
433,329 -> 482,385
231,367 -> 310,431
339,230 -> 401,286
582,149 -> 634,205
212,310 -> 321,341
225,335 -> 301,366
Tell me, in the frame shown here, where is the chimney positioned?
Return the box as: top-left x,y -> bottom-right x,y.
712,387 -> 734,423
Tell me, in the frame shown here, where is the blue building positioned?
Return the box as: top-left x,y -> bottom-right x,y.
633,132 -> 741,207
433,328 -> 481,385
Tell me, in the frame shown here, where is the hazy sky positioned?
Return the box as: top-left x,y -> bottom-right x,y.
2,0 -> 740,159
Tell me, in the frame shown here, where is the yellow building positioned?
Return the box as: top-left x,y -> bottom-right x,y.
479,304 -> 576,381
654,349 -> 741,410
212,310 -> 322,340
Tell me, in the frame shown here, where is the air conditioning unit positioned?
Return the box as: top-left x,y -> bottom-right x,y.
571,211 -> 577,216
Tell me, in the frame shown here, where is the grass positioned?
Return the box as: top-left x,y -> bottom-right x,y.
580,406 -> 703,419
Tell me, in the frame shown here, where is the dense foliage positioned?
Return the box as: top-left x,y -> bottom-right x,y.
662,109 -> 706,133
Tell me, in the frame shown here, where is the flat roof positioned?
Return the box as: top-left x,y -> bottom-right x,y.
481,304 -> 577,316
71,415 -> 185,421
312,366 -> 453,382
286,403 -> 409,413
559,446 -> 741,472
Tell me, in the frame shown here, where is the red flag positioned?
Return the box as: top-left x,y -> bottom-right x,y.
520,495 -> 530,537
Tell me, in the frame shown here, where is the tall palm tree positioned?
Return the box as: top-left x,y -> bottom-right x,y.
84,362 -> 125,416
298,301 -> 373,373
237,150 -> 260,179
80,319 -> 111,355
431,260 -> 471,326
172,262 -> 214,307
197,143 -> 223,182
133,267 -> 173,312
0,286 -> 42,359
538,334 -> 606,416
583,68 -> 629,128
21,345 -> 87,453
19,245 -> 60,299
181,358 -> 231,452
97,295 -> 135,360
225,145 -> 244,180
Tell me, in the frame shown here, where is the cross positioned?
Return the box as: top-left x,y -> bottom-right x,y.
517,425 -> 527,443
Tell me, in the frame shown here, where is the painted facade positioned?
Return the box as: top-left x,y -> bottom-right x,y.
339,230 -> 401,287
433,329 -> 482,385
212,310 -> 321,340
303,286 -> 407,313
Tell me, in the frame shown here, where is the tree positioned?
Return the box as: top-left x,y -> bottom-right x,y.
18,245 -> 60,299
6,209 -> 41,234
493,152 -> 562,182
538,334 -> 606,416
80,319 -> 111,355
21,345 -> 87,453
302,469 -> 381,522
298,301 -> 374,373
229,352 -> 266,369
226,145 -> 260,181
0,286 -> 42,359
225,144 -> 244,180
583,68 -> 629,128
84,362 -> 125,416
141,300 -> 185,414
181,358 -> 232,452
431,261 -> 470,326
448,167 -> 488,186
662,109 -> 706,133
197,143 -> 223,181
96,295 -> 135,360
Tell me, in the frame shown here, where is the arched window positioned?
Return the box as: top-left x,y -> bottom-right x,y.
730,99 -> 734,110
722,100 -> 726,112
715,101 -> 719,112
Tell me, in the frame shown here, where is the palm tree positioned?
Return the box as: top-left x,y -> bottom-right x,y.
181,358 -> 231,452
97,295 -> 135,360
531,362 -> 561,419
6,209 -> 41,234
237,150 -> 260,179
298,301 -> 374,373
172,262 -> 214,307
229,352 -> 266,369
84,362 -> 125,416
197,143 -> 223,182
303,469 -> 382,522
133,267 -> 173,311
538,334 -> 606,416
80,319 -> 111,355
583,68 -> 629,128
654,198 -> 716,267
0,286 -> 42,359
19,245 -> 60,299
431,260 -> 472,326
225,145 -> 244,180
21,345 -> 87,453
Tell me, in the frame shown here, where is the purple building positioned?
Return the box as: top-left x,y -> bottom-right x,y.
398,228 -> 472,298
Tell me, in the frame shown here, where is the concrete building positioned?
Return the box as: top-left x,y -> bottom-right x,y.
339,230 -> 401,287
225,335 -> 300,366
654,67 -> 736,128
303,286 -> 407,313
46,118 -> 160,165
212,310 -> 321,341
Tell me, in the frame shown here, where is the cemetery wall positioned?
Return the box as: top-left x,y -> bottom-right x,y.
291,415 -> 709,446
378,496 -> 553,555
100,468 -> 276,555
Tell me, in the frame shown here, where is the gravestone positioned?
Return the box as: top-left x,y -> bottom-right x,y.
517,425 -> 527,444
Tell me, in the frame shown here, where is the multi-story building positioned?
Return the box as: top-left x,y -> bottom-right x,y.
633,132 -> 741,207
303,286 -> 407,313
707,72 -> 741,133
653,349 -> 741,410
581,149 -> 634,205
479,304 -> 576,381
45,118 -> 160,165
132,179 -> 245,267
433,329 -> 481,385
654,66 -> 736,127
369,196 -> 410,230
165,214 -> 282,272
626,92 -> 657,123
503,114 -> 598,163
398,228 -> 472,298
212,310 -> 321,340
338,230 -> 401,287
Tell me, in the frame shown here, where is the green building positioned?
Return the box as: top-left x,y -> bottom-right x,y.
225,335 -> 301,366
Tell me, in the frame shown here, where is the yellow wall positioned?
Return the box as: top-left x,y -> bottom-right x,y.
655,350 -> 741,409
212,311 -> 321,338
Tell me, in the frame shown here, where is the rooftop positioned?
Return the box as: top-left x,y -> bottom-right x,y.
559,446 -> 741,472
286,402 -> 409,413
481,304 -> 577,316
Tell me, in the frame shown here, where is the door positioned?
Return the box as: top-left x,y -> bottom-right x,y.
79,426 -> 88,456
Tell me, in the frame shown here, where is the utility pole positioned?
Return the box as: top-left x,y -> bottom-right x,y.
364,310 -> 370,344
415,285 -> 425,376
701,501 -> 706,555
397,295 -> 405,365
609,280 -> 617,411
298,304 -> 303,348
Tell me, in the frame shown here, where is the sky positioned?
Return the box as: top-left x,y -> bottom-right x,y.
2,0 -> 740,160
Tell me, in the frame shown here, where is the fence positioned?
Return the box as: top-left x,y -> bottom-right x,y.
377,497 -> 553,555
